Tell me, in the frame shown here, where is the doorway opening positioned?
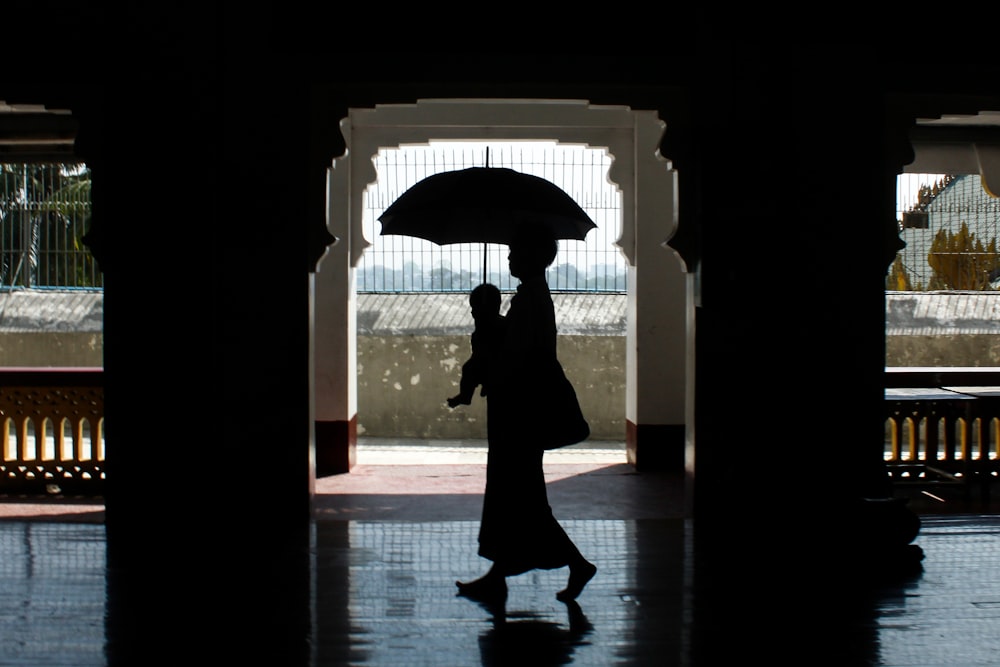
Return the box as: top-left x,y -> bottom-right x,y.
314,99 -> 686,476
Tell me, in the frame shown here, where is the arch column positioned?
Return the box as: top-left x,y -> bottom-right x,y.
313,133 -> 368,475
619,114 -> 688,471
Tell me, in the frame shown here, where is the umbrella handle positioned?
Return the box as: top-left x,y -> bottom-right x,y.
482,147 -> 489,282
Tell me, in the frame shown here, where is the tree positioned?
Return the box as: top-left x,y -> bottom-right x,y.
927,221 -> 1000,291
0,163 -> 95,289
885,255 -> 914,291
551,262 -> 578,289
913,176 -> 955,212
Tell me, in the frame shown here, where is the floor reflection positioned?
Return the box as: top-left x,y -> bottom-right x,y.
314,518 -> 686,666
476,602 -> 594,666
0,514 -> 997,665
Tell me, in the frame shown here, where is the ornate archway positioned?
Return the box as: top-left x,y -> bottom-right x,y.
313,99 -> 689,477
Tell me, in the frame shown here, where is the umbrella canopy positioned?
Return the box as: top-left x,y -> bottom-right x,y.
377,167 -> 597,245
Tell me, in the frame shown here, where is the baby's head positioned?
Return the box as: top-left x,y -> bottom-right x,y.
470,283 -> 501,320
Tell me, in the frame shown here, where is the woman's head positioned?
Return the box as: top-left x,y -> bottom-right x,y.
507,224 -> 558,279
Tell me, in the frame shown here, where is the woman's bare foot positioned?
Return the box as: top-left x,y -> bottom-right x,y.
556,561 -> 597,601
456,573 -> 507,603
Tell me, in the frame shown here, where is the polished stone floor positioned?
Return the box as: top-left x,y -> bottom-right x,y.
1,439 -> 999,666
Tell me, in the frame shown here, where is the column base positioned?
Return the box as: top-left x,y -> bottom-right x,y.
626,421 -> 684,472
315,417 -> 357,477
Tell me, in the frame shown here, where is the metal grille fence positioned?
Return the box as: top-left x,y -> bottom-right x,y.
0,163 -> 98,291
359,142 -> 626,293
1,163 -> 994,295
893,173 -> 1000,291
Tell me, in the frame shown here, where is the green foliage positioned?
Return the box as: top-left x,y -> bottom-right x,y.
0,163 -> 96,289
927,221 -> 1000,290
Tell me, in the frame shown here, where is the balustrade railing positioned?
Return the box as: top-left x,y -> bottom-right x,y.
884,368 -> 1000,499
0,367 -> 998,501
0,367 -> 104,495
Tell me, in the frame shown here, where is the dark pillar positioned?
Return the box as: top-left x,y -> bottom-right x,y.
681,41 -> 925,662
80,21 -> 321,662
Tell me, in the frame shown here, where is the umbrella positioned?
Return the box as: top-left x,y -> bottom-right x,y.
378,167 -> 597,245
377,166 -> 597,280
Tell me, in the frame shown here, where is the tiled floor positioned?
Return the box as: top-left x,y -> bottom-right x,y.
1,439 -> 999,666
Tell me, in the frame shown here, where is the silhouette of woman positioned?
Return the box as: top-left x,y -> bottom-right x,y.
456,223 -> 597,604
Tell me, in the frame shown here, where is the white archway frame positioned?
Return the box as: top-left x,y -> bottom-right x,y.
314,99 -> 689,473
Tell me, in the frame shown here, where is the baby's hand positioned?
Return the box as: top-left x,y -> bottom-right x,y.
447,394 -> 471,408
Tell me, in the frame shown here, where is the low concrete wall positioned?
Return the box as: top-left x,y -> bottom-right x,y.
6,290 -> 999,441
884,292 -> 1000,367
0,291 -> 103,367
0,332 -> 102,367
355,327 -> 997,438
885,335 -> 1000,367
356,333 -> 626,440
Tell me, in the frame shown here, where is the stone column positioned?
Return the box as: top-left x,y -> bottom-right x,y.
618,112 -> 689,471
313,154 -> 359,475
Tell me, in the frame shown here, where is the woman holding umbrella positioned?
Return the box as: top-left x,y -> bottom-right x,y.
456,223 -> 597,605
